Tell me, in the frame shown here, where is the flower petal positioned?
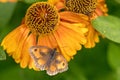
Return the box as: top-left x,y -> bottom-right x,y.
60,11 -> 89,23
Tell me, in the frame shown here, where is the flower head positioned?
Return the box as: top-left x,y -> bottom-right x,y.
1,2 -> 88,70
65,0 -> 97,16
25,2 -> 59,36
51,0 -> 108,48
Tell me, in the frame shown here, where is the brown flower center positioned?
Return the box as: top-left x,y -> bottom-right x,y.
25,2 -> 59,36
65,0 -> 97,15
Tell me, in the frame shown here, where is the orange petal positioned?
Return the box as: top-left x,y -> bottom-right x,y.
60,11 -> 89,23
19,32 -> 36,68
1,25 -> 27,55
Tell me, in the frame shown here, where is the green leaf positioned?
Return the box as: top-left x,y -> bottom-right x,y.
116,68 -> 120,80
107,42 -> 120,69
107,42 -> 120,80
114,0 -> 120,4
0,46 -> 6,60
92,15 -> 120,43
0,3 -> 16,28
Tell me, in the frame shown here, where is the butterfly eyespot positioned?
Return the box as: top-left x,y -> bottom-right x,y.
62,62 -> 65,66
34,48 -> 38,52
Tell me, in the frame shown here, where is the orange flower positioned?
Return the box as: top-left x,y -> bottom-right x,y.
48,0 -> 108,48
1,2 -> 88,70
85,0 -> 108,48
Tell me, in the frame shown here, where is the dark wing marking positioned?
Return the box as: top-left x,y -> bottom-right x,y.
29,46 -> 54,70
47,52 -> 68,76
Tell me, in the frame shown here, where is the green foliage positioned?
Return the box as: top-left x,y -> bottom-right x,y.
92,15 -> 120,43
0,0 -> 120,80
24,0 -> 47,4
114,0 -> 120,4
0,46 -> 6,60
0,3 -> 16,27
108,43 -> 120,69
107,42 -> 120,80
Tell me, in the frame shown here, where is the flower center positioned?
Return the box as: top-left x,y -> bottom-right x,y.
25,2 -> 59,36
65,0 -> 97,15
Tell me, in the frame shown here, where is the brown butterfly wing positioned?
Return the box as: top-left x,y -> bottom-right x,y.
29,46 -> 53,70
47,52 -> 68,76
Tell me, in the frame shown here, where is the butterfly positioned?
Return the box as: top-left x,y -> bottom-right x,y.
29,46 -> 68,76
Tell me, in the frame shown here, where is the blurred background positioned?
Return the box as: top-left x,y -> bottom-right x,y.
0,0 -> 120,80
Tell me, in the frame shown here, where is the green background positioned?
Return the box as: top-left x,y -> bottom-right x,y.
0,0 -> 120,80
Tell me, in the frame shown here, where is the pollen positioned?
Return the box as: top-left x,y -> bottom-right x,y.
25,2 -> 59,36
65,0 -> 97,16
